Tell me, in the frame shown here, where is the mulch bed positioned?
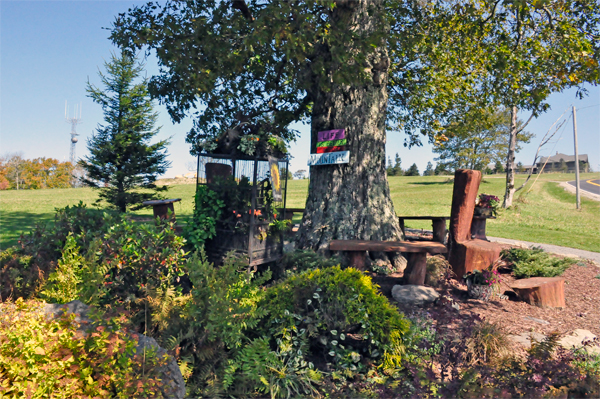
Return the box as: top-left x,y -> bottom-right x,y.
371,250 -> 600,338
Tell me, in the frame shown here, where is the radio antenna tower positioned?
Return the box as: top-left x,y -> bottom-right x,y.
65,101 -> 82,164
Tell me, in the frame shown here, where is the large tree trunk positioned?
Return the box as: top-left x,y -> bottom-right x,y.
296,0 -> 402,254
503,106 -> 518,208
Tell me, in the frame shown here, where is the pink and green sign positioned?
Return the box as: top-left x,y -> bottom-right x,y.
308,129 -> 350,166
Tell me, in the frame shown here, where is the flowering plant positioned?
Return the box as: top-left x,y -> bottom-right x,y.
476,194 -> 500,216
463,268 -> 500,287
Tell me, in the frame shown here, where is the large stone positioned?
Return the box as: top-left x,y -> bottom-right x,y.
392,285 -> 439,306
508,332 -> 546,349
559,329 -> 600,354
44,300 -> 185,399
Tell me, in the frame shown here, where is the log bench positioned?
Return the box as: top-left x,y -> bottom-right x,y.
510,277 -> 566,308
329,240 -> 447,286
398,216 -> 449,243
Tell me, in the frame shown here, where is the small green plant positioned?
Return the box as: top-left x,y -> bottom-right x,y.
238,134 -> 260,155
184,185 -> 225,253
464,320 -> 512,365
463,269 -> 500,287
39,234 -> 84,304
501,247 -> 575,278
276,249 -> 341,278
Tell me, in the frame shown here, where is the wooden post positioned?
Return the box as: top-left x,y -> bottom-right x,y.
348,251 -> 366,270
572,106 -> 581,209
404,253 -> 427,285
431,218 -> 447,244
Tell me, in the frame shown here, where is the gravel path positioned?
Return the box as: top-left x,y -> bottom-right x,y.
487,236 -> 600,265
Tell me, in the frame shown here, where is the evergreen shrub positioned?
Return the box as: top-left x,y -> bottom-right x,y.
501,247 -> 575,278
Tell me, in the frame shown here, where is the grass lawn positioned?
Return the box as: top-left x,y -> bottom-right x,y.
1,172 -> 598,252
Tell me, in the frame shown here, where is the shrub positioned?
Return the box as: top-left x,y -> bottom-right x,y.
501,247 -> 575,278
425,255 -> 451,287
1,203 -> 121,301
260,266 -> 410,375
39,234 -> 84,304
0,298 -> 169,398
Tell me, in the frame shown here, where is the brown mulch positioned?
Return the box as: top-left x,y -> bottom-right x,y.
371,252 -> 600,338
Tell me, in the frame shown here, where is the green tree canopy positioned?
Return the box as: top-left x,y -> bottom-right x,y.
433,107 -> 532,172
80,52 -> 170,212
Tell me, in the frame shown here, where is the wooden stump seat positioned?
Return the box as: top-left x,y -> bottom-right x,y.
329,240 -> 447,286
510,277 -> 566,308
142,198 -> 182,221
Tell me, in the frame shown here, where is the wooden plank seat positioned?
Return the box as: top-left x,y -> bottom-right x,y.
398,216 -> 449,243
329,240 -> 447,286
277,207 -> 306,221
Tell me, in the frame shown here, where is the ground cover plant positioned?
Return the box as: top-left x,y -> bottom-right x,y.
501,247 -> 576,278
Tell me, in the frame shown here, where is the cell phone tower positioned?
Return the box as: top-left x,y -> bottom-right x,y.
65,101 -> 82,164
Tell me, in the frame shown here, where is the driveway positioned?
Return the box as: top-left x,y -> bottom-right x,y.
568,179 -> 600,196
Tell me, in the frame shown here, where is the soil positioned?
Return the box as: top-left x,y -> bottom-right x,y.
371,247 -> 600,338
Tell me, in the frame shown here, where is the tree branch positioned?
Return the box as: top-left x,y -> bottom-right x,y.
231,0 -> 254,21
515,112 -> 535,134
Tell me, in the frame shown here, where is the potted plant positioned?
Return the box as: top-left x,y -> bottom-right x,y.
463,268 -> 501,301
474,194 -> 500,217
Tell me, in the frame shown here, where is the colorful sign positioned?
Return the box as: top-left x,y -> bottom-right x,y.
308,151 -> 350,166
267,156 -> 282,201
317,129 -> 345,142
309,129 -> 350,166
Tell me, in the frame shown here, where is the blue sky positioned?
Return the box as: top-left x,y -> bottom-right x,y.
2,1 -> 599,178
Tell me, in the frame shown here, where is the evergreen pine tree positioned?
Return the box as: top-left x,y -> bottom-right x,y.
80,52 -> 170,212
405,163 -> 420,176
423,161 -> 434,176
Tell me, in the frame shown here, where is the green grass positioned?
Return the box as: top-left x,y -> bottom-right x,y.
2,172 -> 599,252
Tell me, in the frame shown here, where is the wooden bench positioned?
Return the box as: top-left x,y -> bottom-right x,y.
329,240 -> 447,286
142,198 -> 182,221
277,207 -> 305,221
398,216 -> 449,243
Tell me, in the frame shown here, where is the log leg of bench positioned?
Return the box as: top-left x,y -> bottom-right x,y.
432,218 -> 447,244
404,253 -> 427,285
348,251 -> 367,270
399,218 -> 405,237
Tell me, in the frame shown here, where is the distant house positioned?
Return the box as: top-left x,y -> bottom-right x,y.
536,152 -> 589,173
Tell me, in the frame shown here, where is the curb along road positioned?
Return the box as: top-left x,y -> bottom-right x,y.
487,236 -> 600,266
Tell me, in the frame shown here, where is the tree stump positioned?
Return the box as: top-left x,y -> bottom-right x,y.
510,277 -> 565,308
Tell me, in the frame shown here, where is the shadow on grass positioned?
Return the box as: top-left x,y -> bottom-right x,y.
409,179 -> 454,186
0,211 -> 53,251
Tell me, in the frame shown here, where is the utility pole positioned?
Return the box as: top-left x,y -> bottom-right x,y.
572,106 -> 581,209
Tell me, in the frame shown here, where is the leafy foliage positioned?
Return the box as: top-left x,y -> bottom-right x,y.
260,266 -> 410,375
184,185 -> 226,253
0,154 -> 74,190
501,247 -> 575,278
433,107 -> 533,172
0,299 -> 169,398
79,51 -> 170,212
39,234 -> 84,304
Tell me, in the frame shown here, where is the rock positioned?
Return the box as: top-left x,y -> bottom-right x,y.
44,301 -> 185,399
135,334 -> 187,399
508,332 -> 546,349
523,316 -> 550,325
392,285 -> 439,306
559,329 -> 600,354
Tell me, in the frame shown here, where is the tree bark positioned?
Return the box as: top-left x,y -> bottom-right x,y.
502,106 -> 518,208
296,0 -> 402,253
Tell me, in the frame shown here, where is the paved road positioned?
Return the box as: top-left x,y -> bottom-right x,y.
568,179 -> 600,195
488,236 -> 600,266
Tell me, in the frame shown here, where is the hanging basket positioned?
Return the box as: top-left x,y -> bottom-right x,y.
466,280 -> 496,301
